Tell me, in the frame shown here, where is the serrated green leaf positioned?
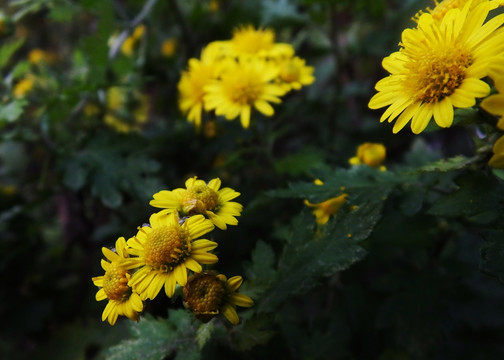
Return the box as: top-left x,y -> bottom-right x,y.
415,155 -> 478,173
195,321 -> 214,349
243,240 -> 277,299
230,315 -> 276,351
0,38 -> 24,69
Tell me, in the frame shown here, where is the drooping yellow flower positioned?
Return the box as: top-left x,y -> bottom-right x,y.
369,2 -> 504,134
349,142 -> 387,169
183,272 -> 254,325
276,56 -> 315,92
161,37 -> 177,57
92,237 -> 143,325
229,25 -> 294,59
304,180 -> 348,225
122,212 -> 217,300
488,135 -> 504,168
150,177 -> 242,230
204,58 -> 286,128
481,77 -> 504,130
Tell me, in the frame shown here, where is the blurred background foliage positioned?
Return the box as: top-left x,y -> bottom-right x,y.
2,0 -> 504,359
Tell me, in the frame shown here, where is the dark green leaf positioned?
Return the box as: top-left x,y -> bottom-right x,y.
480,230 -> 504,282
0,38 -> 24,69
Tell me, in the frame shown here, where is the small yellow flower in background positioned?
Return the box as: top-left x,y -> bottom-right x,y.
28,48 -> 57,65
208,0 -> 219,12
489,135 -> 504,168
204,58 -> 287,128
122,212 -> 217,300
13,76 -> 36,98
92,237 -> 143,326
132,24 -> 146,40
304,180 -> 348,225
104,87 -> 149,132
183,272 -> 254,325
150,177 -> 242,230
481,77 -> 504,130
161,37 -> 177,57
369,2 -> 504,134
229,25 -> 294,59
83,102 -> 101,117
276,56 -> 315,92
118,24 -> 146,56
349,142 -> 386,170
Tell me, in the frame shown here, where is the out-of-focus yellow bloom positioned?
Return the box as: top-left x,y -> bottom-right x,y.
13,76 -> 35,98
489,135 -> 504,168
349,143 -> 386,170
204,57 -> 286,128
229,25 -> 294,59
132,24 -> 146,40
120,37 -> 136,56
83,103 -> 101,117
209,0 -> 219,12
276,56 -> 315,92
117,25 -> 146,56
104,87 -> 149,132
481,77 -> 504,130
304,179 -> 348,225
28,49 -> 57,65
161,37 -> 177,57
413,0 -> 492,23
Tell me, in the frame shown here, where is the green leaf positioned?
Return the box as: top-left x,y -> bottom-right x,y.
195,321 -> 214,349
229,315 -> 276,351
480,230 -> 504,282
243,240 -> 277,299
0,100 -> 28,123
11,60 -> 31,80
104,311 -> 200,360
415,155 -> 478,173
428,171 -> 504,223
62,160 -> 88,191
0,37 -> 24,69
273,147 -> 325,176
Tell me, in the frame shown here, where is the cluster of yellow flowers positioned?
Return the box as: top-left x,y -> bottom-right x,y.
305,143 -> 386,224
92,177 -> 253,326
368,0 -> 504,168
177,25 -> 315,129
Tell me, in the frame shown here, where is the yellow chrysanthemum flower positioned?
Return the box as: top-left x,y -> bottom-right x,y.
161,37 -> 177,57
204,58 -> 286,128
92,237 -> 143,325
369,1 -> 504,134
276,56 -> 315,92
349,142 -> 387,169
229,25 -> 294,59
488,135 -> 504,168
304,180 -> 348,225
481,77 -> 504,130
413,0 -> 490,23
122,212 -> 217,300
150,177 -> 242,230
183,272 -> 254,325
178,48 -> 222,128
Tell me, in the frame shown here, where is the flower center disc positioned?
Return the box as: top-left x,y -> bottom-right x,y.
181,184 -> 219,214
144,225 -> 189,270
103,262 -> 130,301
409,46 -> 472,104
184,274 -> 226,315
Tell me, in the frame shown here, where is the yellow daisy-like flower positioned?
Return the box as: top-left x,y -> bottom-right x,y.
229,25 -> 294,59
150,177 -> 242,230
92,237 -> 143,325
183,271 -> 254,325
488,135 -> 504,168
204,58 -> 286,128
413,0 -> 490,23
122,212 -> 217,300
304,179 -> 348,225
276,56 -> 315,92
481,77 -> 504,130
369,1 -> 504,134
349,142 -> 387,169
